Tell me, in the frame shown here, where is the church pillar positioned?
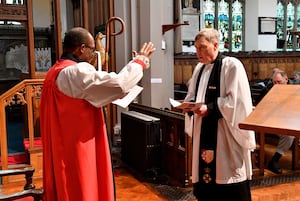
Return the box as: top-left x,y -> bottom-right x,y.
114,0 -> 175,109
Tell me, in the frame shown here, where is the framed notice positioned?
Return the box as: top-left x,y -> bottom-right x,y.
182,14 -> 200,41
258,17 -> 277,34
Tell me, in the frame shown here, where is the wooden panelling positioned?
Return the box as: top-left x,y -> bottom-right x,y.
174,64 -> 183,84
174,52 -> 300,85
28,147 -> 43,179
182,65 -> 193,84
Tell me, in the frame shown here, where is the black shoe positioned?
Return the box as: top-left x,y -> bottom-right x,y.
267,160 -> 282,174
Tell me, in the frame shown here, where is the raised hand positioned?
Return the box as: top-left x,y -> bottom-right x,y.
132,42 -> 156,59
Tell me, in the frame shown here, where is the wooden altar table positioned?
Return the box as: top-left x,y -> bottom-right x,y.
239,85 -> 300,176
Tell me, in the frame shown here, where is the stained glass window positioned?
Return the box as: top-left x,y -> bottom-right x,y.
204,0 -> 244,52
218,0 -> 229,50
277,1 -> 284,40
203,0 -> 215,28
276,0 -> 300,50
287,2 -> 294,30
182,0 -> 244,52
231,0 -> 242,51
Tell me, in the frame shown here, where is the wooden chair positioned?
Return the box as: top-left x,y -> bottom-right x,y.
0,167 -> 43,201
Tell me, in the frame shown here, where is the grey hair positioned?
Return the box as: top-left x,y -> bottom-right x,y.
273,70 -> 287,79
194,28 -> 220,43
292,71 -> 300,76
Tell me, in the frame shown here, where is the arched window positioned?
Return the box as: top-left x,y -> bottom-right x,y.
181,0 -> 244,53
277,0 -> 300,50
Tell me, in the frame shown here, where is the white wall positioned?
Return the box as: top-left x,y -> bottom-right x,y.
113,0 -> 134,120
32,0 -> 52,27
114,0 -> 174,109
114,0 -> 133,75
32,0 -> 70,41
245,0 -> 277,51
257,0 -> 277,51
148,0 -> 174,109
244,0 -> 259,51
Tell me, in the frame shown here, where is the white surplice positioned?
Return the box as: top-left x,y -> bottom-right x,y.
184,56 -> 256,184
55,60 -> 144,108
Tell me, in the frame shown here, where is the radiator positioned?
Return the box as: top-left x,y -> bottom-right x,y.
121,111 -> 161,176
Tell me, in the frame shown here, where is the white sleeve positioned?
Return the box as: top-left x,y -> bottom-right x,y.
217,57 -> 256,149
56,61 -> 144,107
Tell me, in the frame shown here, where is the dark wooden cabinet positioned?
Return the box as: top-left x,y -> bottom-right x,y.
128,103 -> 193,187
121,111 -> 161,177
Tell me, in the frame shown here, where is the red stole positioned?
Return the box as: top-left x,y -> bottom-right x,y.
40,60 -> 114,201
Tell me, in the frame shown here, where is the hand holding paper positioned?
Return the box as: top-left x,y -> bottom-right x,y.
191,103 -> 207,116
169,98 -> 206,115
169,98 -> 197,110
174,101 -> 203,111
112,85 -> 143,108
175,102 -> 197,110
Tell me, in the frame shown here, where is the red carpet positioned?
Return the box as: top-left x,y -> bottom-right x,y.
0,138 -> 42,166
23,137 -> 42,149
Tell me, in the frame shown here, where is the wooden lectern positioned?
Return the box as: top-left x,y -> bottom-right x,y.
239,85 -> 300,175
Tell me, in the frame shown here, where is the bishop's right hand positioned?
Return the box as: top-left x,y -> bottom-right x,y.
132,42 -> 156,69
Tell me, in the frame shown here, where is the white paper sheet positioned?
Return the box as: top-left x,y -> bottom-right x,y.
174,102 -> 197,110
112,85 -> 143,108
169,98 -> 203,110
169,98 -> 182,107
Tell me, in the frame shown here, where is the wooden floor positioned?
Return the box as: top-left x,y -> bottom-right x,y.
114,143 -> 300,201
1,166 -> 300,201
1,144 -> 300,201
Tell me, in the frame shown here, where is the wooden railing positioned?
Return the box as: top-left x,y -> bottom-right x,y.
0,79 -> 44,182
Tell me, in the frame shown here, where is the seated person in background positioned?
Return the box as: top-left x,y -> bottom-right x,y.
264,67 -> 282,90
292,71 -> 300,84
267,70 -> 295,174
253,67 -> 282,105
